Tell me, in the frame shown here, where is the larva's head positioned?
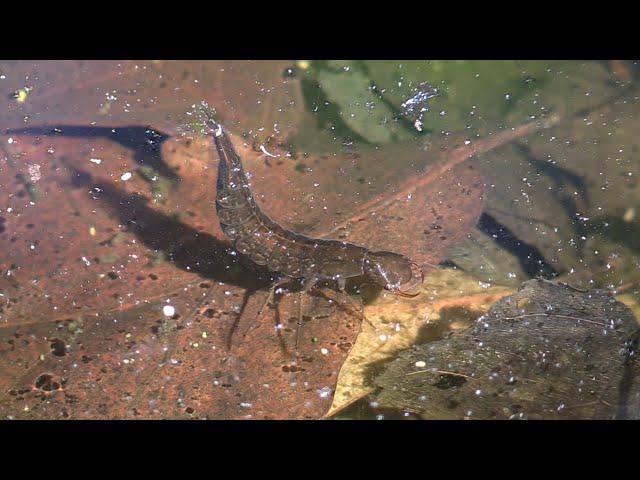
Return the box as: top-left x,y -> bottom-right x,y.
363,251 -> 423,297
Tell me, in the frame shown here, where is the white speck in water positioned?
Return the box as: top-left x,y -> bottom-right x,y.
475,389 -> 482,396
81,256 -> 91,266
89,158 -> 102,165
379,334 -> 388,342
464,140 -> 471,145
240,402 -> 252,408
163,305 -> 176,317
317,386 -> 332,399
320,348 -> 329,355
415,361 -> 426,368
120,172 -> 132,181
7,137 -> 14,144
259,145 -> 278,158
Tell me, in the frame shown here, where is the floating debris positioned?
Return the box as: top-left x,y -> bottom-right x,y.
27,164 -> 41,182
401,82 -> 439,132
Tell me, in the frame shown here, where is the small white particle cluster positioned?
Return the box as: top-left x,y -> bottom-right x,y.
414,361 -> 426,368
120,172 -> 132,181
317,386 -> 332,399
28,164 -> 41,182
163,305 -> 176,317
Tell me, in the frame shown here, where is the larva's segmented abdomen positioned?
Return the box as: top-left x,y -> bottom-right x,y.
212,124 -> 366,281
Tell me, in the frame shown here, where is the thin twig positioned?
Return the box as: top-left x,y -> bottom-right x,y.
405,369 -> 475,379
504,313 -> 609,327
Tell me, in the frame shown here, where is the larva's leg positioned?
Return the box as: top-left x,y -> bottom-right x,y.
293,277 -> 318,356
228,278 -> 289,350
294,290 -> 304,354
256,282 -> 278,322
316,287 -> 376,331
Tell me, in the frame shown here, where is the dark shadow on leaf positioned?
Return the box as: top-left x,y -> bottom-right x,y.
4,125 -> 179,181
587,216 -> 640,253
514,143 -> 590,253
477,213 -> 559,278
70,166 -> 271,292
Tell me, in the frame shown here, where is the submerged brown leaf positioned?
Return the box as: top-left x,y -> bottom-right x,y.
0,61 -> 557,419
0,60 -> 303,141
0,132 -> 357,419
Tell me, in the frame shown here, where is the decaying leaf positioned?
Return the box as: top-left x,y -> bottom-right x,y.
0,61 -> 560,419
370,279 -> 640,419
0,131 -> 358,419
328,268 -> 513,417
0,60 -> 304,143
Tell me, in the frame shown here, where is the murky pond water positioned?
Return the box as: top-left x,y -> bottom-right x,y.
1,60 -> 639,419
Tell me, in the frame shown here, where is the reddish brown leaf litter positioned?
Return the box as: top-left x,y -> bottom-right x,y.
0,115 -> 553,419
0,61 -> 559,419
0,132 -> 357,419
0,279 -> 356,419
240,117 -> 557,271
0,60 -> 304,142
